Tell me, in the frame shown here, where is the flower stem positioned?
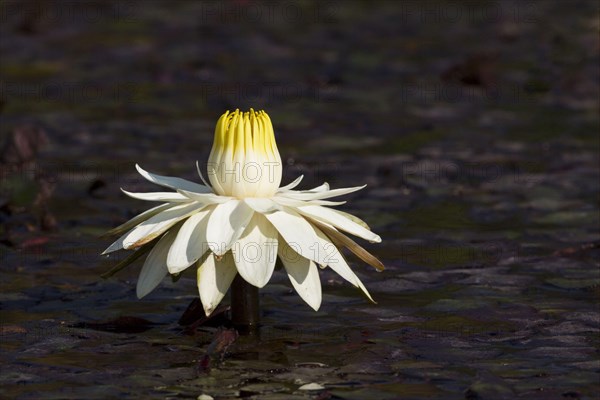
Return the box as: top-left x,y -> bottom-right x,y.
231,275 -> 259,334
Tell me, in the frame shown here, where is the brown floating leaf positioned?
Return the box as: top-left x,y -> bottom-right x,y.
0,125 -> 56,231
0,325 -> 27,335
553,242 -> 600,257
198,328 -> 238,373
0,125 -> 48,167
307,217 -> 385,271
207,328 -> 238,355
88,179 -> 107,198
179,298 -> 229,328
441,53 -> 497,88
19,236 -> 49,249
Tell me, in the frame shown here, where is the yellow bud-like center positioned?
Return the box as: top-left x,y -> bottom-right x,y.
207,109 -> 282,198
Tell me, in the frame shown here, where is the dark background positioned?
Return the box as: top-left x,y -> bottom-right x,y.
1,1 -> 599,399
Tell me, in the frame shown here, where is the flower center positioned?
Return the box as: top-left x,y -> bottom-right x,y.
207,109 -> 283,198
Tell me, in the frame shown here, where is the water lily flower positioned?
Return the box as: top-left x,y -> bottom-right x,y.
103,109 -> 383,316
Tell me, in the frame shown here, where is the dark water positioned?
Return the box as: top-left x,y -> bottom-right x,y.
1,1 -> 599,399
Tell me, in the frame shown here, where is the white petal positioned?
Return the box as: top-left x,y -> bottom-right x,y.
244,197 -> 281,213
296,205 -> 381,243
232,214 -> 278,288
312,226 -> 374,302
302,182 -> 330,192
278,240 -> 322,311
136,229 -> 177,298
279,185 -> 365,201
121,189 -> 189,202
272,196 -> 346,207
166,207 -> 213,274
103,227 -> 135,255
136,164 -> 212,193
206,200 -> 254,256
334,210 -> 371,230
263,207 -> 329,266
103,203 -> 174,247
195,160 -> 211,188
122,202 -> 201,249
277,175 -> 304,191
177,189 -> 232,204
104,204 -> 178,254
311,220 -> 384,271
197,252 -> 237,316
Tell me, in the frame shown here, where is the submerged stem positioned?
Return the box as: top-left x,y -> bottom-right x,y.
230,275 -> 259,334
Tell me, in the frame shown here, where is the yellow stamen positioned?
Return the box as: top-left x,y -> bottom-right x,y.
207,109 -> 282,197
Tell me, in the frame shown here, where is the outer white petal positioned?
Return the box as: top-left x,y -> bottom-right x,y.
206,150 -> 226,196
244,197 -> 281,213
197,252 -> 237,316
278,240 -> 322,311
263,207 -> 328,266
122,202 -> 201,249
102,203 -> 174,253
311,220 -> 384,271
301,182 -> 330,192
296,205 -> 381,243
279,185 -> 365,201
206,200 -> 254,256
104,204 -> 177,255
136,229 -> 177,298
121,189 -> 189,203
195,160 -> 211,188
334,209 -> 370,230
103,227 -> 135,255
177,189 -> 232,204
272,196 -> 346,207
136,164 -> 212,193
232,214 -> 278,288
312,225 -> 374,302
166,207 -> 213,274
277,175 -> 304,192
